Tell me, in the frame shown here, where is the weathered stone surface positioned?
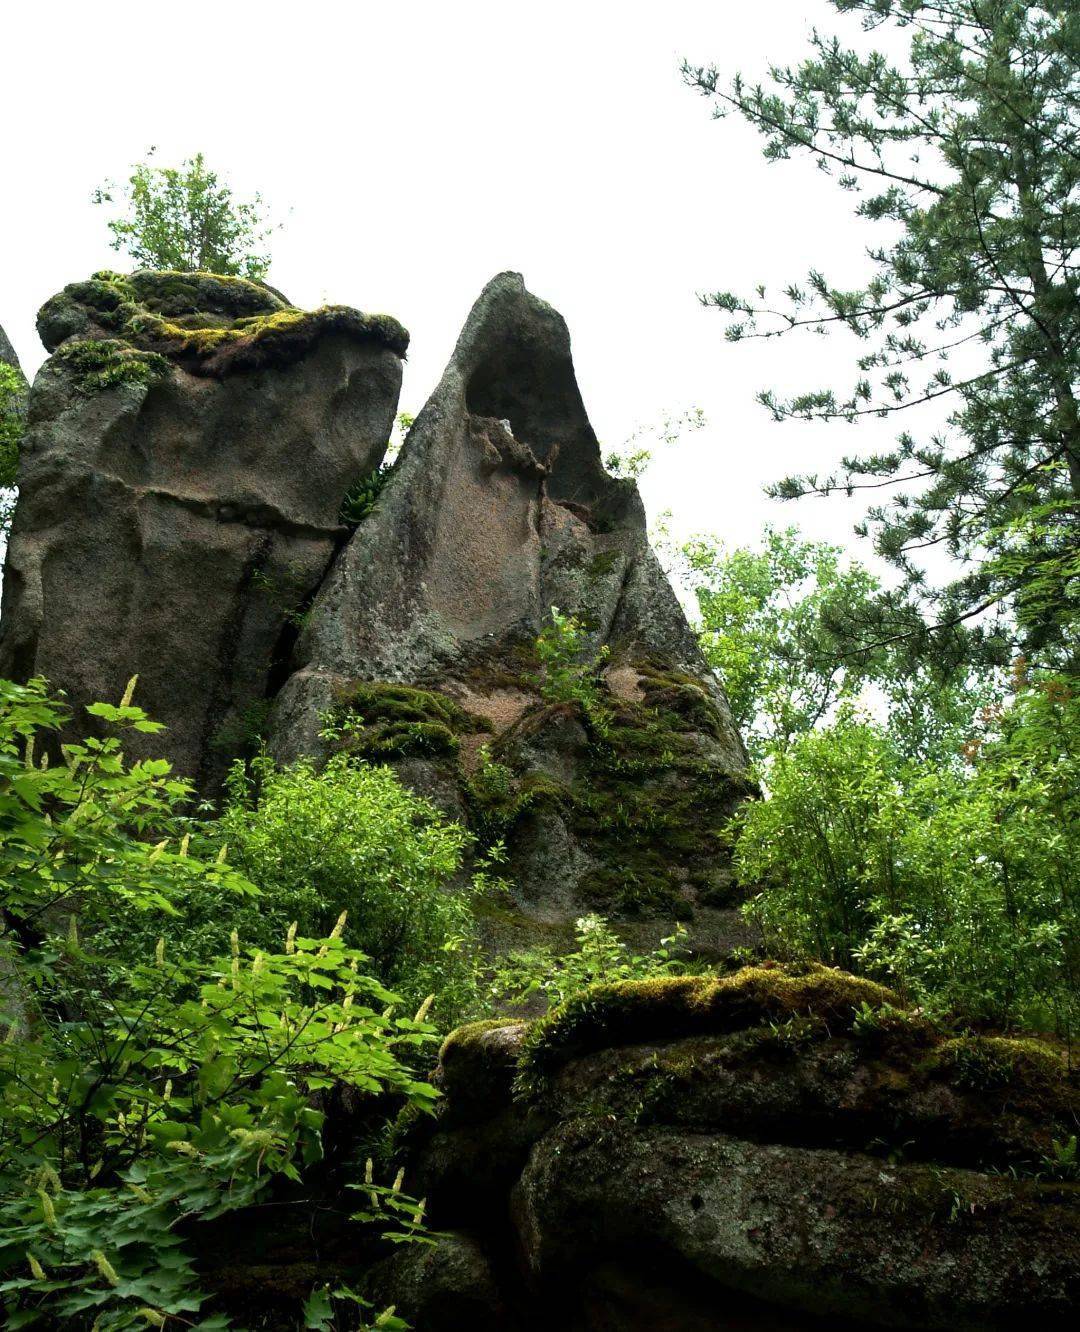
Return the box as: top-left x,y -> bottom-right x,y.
514,1123 -> 1078,1330
0,322 -> 19,371
397,966 -> 1080,1331
270,273 -> 752,931
0,273 -> 406,791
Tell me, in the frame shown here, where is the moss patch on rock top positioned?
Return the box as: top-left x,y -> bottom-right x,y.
930,1034 -> 1067,1092
53,338 -> 171,394
517,961 -> 901,1091
37,269 -> 409,384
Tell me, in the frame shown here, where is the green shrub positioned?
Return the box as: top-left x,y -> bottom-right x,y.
215,753 -> 479,1021
0,678 -> 434,1329
534,607 -> 609,713
0,361 -> 25,491
485,913 -> 689,1013
734,675 -> 1080,1039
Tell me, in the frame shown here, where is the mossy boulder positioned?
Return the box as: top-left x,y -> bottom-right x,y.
516,962 -> 903,1092
393,966 -> 1080,1330
36,269 -> 408,379
438,1020 -> 529,1112
364,1231 -> 507,1332
1,271 -> 406,794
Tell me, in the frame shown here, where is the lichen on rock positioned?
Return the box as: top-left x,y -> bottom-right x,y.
36,268 -> 409,381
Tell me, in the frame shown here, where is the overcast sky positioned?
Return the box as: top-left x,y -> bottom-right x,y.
2,0 -> 909,560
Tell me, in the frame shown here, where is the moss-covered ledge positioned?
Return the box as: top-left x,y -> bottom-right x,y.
427,963 -> 1077,1178
516,962 -> 904,1091
327,681 -> 491,761
36,269 -> 409,384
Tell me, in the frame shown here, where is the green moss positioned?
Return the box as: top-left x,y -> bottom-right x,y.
53,339 -> 170,394
516,961 -> 901,1095
931,1035 -> 1066,1092
588,550 -> 620,579
452,638 -> 541,693
331,682 -> 488,761
128,270 -> 282,319
634,662 -> 729,741
465,765 -> 574,843
569,673 -> 752,916
38,269 -> 409,376
438,1018 -> 516,1066
451,657 -> 752,919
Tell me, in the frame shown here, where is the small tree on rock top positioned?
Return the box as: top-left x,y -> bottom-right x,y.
93,148 -> 277,279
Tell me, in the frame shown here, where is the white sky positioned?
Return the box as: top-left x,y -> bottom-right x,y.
1,0 -> 909,562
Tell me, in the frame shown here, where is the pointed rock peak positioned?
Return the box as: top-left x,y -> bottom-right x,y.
427,272 -> 630,524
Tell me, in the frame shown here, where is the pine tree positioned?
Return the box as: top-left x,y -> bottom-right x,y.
686,1 -> 1080,668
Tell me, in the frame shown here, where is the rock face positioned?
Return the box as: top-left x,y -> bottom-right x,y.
271,272 -> 751,937
0,272 -> 406,791
0,323 -> 19,371
394,965 -> 1080,1331
1,269 -> 750,925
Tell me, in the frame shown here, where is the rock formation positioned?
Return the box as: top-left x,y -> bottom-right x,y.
270,272 -> 752,941
0,271 -> 406,791
384,964 -> 1080,1331
2,273 -> 1075,1332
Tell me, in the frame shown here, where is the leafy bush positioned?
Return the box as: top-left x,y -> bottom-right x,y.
92,150 -> 276,279
485,913 -> 689,1012
534,607 -> 609,713
0,679 -> 435,1329
215,754 -> 479,1021
1,360 -> 27,539
681,525 -> 1000,765
733,674 -> 1080,1039
0,361 -> 25,491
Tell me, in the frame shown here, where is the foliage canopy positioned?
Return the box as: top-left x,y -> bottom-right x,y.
0,679 -> 434,1329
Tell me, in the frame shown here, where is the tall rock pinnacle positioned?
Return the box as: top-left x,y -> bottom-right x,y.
271,273 -> 752,939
